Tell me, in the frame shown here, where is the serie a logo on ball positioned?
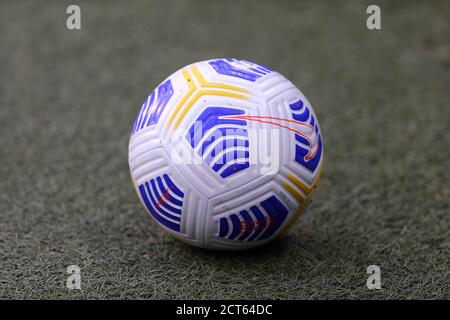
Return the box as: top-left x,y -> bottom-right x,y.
128,59 -> 323,250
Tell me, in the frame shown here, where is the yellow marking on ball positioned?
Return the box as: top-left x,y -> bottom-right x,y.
191,66 -> 248,93
166,67 -> 249,131
172,89 -> 248,130
279,166 -> 323,235
165,69 -> 196,128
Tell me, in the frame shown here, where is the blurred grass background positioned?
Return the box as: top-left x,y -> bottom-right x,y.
0,0 -> 448,299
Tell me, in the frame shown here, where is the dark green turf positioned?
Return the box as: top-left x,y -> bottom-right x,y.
0,0 -> 449,299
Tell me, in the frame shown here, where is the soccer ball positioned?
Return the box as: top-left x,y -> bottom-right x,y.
128,59 -> 323,250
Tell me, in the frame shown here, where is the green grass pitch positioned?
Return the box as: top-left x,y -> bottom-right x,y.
0,0 -> 448,299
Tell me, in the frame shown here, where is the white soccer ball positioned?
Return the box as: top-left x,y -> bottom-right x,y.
128,59 -> 323,250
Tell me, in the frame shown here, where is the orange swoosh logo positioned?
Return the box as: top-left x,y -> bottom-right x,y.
222,115 -> 318,161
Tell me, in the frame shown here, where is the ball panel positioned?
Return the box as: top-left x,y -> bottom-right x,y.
268,86 -> 324,234
137,173 -> 184,233
130,77 -> 175,137
206,176 -> 299,249
207,58 -> 273,84
129,144 -> 208,246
